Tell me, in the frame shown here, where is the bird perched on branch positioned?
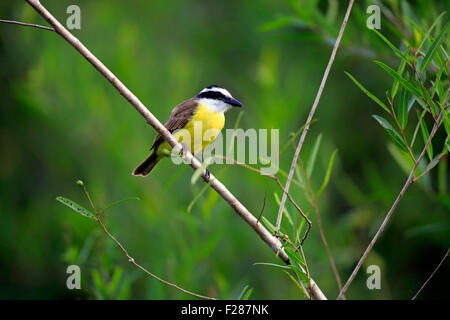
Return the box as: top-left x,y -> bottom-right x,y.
133,85 -> 242,178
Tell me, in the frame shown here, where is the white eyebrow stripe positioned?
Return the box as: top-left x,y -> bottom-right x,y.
200,87 -> 232,98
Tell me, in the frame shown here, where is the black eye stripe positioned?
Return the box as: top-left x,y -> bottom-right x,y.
197,91 -> 226,100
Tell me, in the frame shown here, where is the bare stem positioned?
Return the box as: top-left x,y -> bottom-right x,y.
337,89 -> 449,300
276,0 -> 354,231
78,182 -> 215,300
297,159 -> 344,295
0,19 -> 54,31
412,248 -> 449,300
23,0 -> 326,299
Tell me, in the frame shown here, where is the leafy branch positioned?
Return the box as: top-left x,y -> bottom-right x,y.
57,180 -> 215,300
338,17 -> 449,299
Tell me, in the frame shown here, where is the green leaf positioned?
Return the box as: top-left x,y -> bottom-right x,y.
442,109 -> 450,138
420,21 -> 449,73
443,136 -> 450,154
345,72 -> 390,113
397,87 -> 409,129
284,247 -> 306,267
316,149 -> 338,197
392,58 -> 407,99
261,216 -> 277,234
259,16 -> 307,32
374,61 -> 422,97
253,262 -> 290,270
237,285 -> 253,300
306,134 -> 322,177
288,264 -> 310,288
56,196 -> 97,220
416,12 -> 447,54
417,110 -> 434,161
372,29 -> 409,62
372,115 -> 409,153
282,270 -> 308,297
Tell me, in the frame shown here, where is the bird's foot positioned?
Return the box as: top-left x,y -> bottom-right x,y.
202,168 -> 211,183
178,143 -> 187,158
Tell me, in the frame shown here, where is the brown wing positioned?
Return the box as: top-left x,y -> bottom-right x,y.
150,98 -> 198,150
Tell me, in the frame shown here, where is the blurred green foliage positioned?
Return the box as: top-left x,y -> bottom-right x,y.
0,0 -> 448,299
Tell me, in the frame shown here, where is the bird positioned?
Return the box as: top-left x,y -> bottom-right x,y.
132,85 -> 242,178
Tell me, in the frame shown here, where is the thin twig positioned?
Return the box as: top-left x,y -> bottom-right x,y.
0,19 -> 54,31
297,158 -> 344,294
23,0 -> 326,299
412,153 -> 447,182
337,89 -> 449,300
412,248 -> 449,300
79,182 -> 215,300
276,0 -> 354,231
257,192 -> 267,223
211,154 -> 312,244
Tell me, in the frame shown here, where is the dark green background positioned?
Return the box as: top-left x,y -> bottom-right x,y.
0,0 -> 448,299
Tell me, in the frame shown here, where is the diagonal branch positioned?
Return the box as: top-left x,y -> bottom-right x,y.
22,0 -> 326,299
412,247 -> 449,300
337,89 -> 449,300
276,0 -> 354,231
78,181 -> 215,300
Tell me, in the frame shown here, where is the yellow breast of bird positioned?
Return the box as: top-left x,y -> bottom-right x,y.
182,103 -> 225,153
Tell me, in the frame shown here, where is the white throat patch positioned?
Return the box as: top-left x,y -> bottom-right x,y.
197,98 -> 231,113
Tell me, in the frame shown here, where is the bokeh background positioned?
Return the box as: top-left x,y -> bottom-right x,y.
0,0 -> 448,299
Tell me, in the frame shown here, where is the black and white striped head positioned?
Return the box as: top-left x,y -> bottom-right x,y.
196,85 -> 242,112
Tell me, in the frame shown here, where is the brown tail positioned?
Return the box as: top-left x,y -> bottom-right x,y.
132,151 -> 160,176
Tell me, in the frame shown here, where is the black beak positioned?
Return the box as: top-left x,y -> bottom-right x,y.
224,97 -> 243,107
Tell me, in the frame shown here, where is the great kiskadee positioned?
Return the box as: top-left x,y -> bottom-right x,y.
133,85 -> 242,177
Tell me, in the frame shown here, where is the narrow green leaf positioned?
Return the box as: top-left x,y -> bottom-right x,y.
282,270 -> 308,297
416,12 -> 447,54
374,61 -> 422,97
345,72 -> 390,113
372,29 -> 409,62
417,110 -> 434,161
392,58 -> 407,99
259,16 -> 307,32
237,285 -> 253,300
443,136 -> 450,154
442,109 -> 450,138
261,216 -> 277,234
421,21 -> 449,73
242,288 -> 253,300
397,87 -> 409,129
316,149 -> 338,197
306,134 -> 322,177
253,262 -> 290,270
56,196 -> 97,220
284,247 -> 306,267
372,115 -> 409,153
288,264 -> 310,288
